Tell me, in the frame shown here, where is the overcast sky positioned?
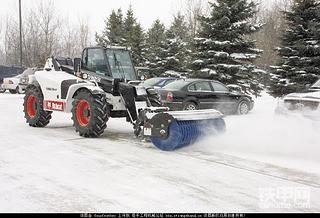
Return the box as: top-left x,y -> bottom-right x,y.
0,0 -> 277,31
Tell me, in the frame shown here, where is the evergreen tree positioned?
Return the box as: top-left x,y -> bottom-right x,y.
145,19 -> 167,75
270,0 -> 320,97
130,23 -> 146,66
96,9 -> 124,46
123,6 -> 145,66
162,14 -> 190,74
96,6 -> 145,66
191,0 -> 264,96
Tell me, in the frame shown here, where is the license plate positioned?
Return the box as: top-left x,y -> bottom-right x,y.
144,128 -> 152,136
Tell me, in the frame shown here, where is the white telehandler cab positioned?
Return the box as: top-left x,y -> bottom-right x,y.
24,46 -> 226,151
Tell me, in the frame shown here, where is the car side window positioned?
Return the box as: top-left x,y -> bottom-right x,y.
188,82 -> 212,92
195,82 -> 212,92
211,82 -> 229,92
86,49 -> 108,75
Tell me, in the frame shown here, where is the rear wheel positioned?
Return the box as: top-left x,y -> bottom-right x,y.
9,89 -> 17,94
0,88 -> 6,93
183,102 -> 198,111
237,100 -> 250,115
72,90 -> 109,137
24,86 -> 52,127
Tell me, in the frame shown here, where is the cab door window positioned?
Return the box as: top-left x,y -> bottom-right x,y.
86,48 -> 108,75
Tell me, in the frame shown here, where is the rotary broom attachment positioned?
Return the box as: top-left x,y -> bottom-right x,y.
143,109 -> 226,151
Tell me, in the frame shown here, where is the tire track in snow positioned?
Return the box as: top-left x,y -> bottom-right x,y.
176,150 -> 320,189
38,120 -> 320,189
100,131 -> 320,189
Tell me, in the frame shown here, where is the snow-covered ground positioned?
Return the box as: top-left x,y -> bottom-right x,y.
0,92 -> 319,212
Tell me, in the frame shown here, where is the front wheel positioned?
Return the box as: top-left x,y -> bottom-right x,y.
237,101 -> 250,115
24,86 -> 52,127
0,88 -> 6,93
183,102 -> 198,111
72,90 -> 109,137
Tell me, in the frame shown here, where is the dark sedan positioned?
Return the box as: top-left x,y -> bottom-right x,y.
159,79 -> 254,115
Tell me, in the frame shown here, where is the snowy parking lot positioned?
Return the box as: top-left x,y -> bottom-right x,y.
0,92 -> 320,212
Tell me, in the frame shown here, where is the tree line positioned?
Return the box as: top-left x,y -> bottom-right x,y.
0,1 -> 90,68
1,0 -> 320,97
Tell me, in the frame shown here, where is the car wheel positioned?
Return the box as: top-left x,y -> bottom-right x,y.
183,102 -> 198,111
0,88 -> 6,93
9,89 -> 17,94
237,101 -> 250,115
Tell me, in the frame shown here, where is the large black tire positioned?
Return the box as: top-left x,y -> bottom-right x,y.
24,86 -> 52,127
72,90 -> 109,137
0,88 -> 6,93
183,101 -> 199,111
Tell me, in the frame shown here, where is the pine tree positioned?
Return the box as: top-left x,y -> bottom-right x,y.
270,0 -> 320,97
123,6 -> 135,47
131,23 -> 145,66
145,19 -> 167,76
96,9 -> 124,46
123,6 -> 145,66
162,14 -> 190,74
96,6 -> 145,66
191,0 -> 264,96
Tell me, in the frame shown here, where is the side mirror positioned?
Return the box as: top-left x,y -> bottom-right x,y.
112,78 -> 122,96
74,58 -> 81,73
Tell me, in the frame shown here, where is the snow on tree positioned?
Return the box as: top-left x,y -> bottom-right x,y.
122,6 -> 145,66
269,0 -> 320,97
144,19 -> 167,76
96,9 -> 124,46
191,0 -> 264,96
96,7 -> 145,66
161,13 -> 190,74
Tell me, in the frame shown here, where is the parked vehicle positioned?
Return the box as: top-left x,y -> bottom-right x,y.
0,65 -> 25,93
1,68 -> 36,94
159,79 -> 254,115
141,77 -> 179,90
276,79 -> 320,116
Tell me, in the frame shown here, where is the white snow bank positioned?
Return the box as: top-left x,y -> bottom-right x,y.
192,92 -> 320,174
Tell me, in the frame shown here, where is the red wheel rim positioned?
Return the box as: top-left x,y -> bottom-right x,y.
76,100 -> 91,126
27,95 -> 37,118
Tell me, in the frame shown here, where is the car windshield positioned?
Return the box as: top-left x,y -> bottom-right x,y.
311,80 -> 320,88
105,49 -> 137,81
163,80 -> 190,90
142,78 -> 163,87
